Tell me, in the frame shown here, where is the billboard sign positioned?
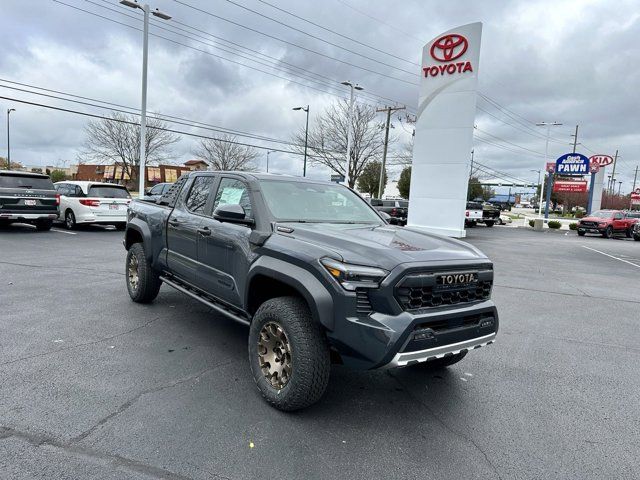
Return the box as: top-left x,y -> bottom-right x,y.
631,188 -> 640,205
589,154 -> 614,167
555,153 -> 590,175
553,181 -> 588,193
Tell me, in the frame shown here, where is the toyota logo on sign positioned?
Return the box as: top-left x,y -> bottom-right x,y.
430,34 -> 468,62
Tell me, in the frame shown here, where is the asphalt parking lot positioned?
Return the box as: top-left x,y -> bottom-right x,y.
1,223 -> 639,480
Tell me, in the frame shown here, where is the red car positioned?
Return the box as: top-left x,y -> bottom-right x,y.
577,210 -> 638,238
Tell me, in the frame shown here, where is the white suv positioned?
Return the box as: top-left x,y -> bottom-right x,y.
54,181 -> 131,230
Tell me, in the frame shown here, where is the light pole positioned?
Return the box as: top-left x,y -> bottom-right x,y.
536,121 -> 562,218
6,108 -> 15,170
618,181 -> 622,196
119,0 -> 171,196
530,169 -> 541,208
341,81 -> 363,187
266,150 -> 276,173
293,105 -> 310,177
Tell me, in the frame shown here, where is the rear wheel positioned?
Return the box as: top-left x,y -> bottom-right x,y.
64,210 -> 76,230
249,296 -> 330,411
626,227 -> 632,238
126,243 -> 161,303
35,219 -> 53,231
412,351 -> 468,370
485,221 -> 494,228
603,226 -> 613,239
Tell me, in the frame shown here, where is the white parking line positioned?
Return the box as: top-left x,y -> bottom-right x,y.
51,228 -> 77,235
582,245 -> 640,269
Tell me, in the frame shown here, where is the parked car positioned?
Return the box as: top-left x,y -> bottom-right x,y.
378,211 -> 401,225
633,221 -> 640,241
124,172 -> 498,411
144,182 -> 174,201
55,181 -> 131,230
576,210 -> 638,238
370,198 -> 408,226
0,170 -> 59,230
465,201 -> 483,227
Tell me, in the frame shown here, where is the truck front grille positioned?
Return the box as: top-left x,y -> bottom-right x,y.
395,268 -> 493,311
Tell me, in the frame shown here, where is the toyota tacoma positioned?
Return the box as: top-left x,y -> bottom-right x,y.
124,172 -> 499,410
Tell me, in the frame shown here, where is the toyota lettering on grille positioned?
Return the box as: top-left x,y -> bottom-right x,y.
437,272 -> 478,286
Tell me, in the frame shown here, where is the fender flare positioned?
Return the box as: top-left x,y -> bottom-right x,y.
247,256 -> 335,331
125,220 -> 153,262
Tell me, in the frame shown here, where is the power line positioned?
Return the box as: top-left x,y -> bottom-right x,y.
475,127 -> 546,157
252,0 -> 419,67
172,0 -> 419,86
476,105 -> 568,145
93,0 -> 409,109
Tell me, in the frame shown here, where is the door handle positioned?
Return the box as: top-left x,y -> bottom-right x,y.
197,227 -> 211,236
168,219 -> 182,227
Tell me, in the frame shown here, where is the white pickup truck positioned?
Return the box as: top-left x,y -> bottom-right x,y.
465,201 -> 483,227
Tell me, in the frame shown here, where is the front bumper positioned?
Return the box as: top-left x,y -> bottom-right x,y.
577,225 -> 605,234
327,299 -> 499,370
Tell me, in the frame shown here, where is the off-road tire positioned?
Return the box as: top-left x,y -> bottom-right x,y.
634,234 -> 640,241
35,219 -> 53,231
577,231 -> 585,236
126,242 -> 161,303
65,210 -> 76,230
603,226 -> 613,239
412,351 -> 468,370
485,221 -> 494,228
626,228 -> 632,239
249,296 -> 330,411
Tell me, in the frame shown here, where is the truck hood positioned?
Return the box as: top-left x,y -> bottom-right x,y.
278,223 -> 489,270
580,216 -> 610,223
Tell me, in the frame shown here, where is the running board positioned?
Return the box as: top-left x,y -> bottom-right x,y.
160,275 -> 250,326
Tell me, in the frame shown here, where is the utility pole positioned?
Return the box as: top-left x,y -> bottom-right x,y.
341,81 -> 363,187
6,108 -> 15,170
609,149 -> 619,194
570,125 -> 579,153
119,1 -> 171,196
376,105 -> 405,199
632,166 -> 638,192
470,149 -> 475,179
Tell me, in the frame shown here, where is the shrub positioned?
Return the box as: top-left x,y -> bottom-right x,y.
528,219 -> 535,227
575,211 -> 584,219
548,220 -> 562,229
569,222 -> 578,230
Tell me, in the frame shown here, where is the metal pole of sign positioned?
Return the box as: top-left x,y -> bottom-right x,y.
544,172 -> 553,219
587,171 -> 596,214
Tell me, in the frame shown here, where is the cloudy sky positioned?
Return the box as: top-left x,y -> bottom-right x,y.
1,0 -> 639,192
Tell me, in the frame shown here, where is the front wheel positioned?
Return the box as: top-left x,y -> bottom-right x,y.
626,228 -> 632,238
126,243 -> 161,303
577,230 -> 586,236
634,234 -> 640,241
603,226 -> 613,239
249,296 -> 330,411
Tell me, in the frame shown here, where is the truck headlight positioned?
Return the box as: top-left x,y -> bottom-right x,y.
320,258 -> 388,291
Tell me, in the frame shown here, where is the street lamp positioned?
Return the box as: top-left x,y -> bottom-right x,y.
536,121 -> 562,218
530,169 -> 541,207
119,0 -> 171,196
266,150 -> 276,173
618,181 -> 622,196
341,81 -> 363,187
6,108 -> 15,170
292,105 -> 310,177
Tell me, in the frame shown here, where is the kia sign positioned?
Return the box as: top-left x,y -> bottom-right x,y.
408,22 -> 482,237
546,162 -> 556,173
555,153 -> 590,175
553,181 -> 588,193
589,154 -> 614,167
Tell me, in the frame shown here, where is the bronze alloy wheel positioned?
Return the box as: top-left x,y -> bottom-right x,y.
128,254 -> 140,292
258,322 -> 292,389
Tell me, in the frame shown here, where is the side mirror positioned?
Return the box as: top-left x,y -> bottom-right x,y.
213,204 -> 253,225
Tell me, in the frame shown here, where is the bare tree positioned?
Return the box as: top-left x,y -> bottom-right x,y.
193,134 -> 259,171
292,100 -> 385,188
80,112 -> 180,180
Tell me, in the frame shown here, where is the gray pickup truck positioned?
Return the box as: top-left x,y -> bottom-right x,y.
124,172 -> 499,410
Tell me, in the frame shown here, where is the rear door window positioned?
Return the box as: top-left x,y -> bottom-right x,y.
88,185 -> 130,198
185,176 -> 215,214
0,174 -> 54,190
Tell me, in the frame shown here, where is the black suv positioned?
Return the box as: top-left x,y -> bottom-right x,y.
124,172 -> 499,410
0,170 -> 59,230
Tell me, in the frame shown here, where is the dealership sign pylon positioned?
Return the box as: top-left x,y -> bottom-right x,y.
407,22 -> 482,238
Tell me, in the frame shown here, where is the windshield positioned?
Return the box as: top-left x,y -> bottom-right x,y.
88,185 -> 130,198
0,174 -> 54,190
589,210 -> 614,218
261,180 -> 383,224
